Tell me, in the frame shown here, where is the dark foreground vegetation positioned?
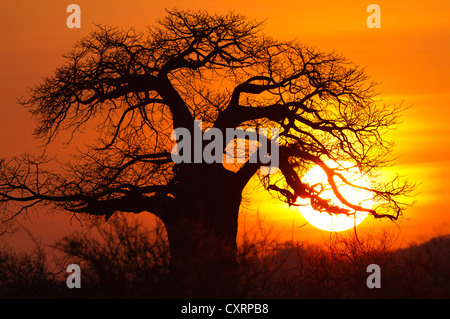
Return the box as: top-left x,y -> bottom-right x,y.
0,215 -> 449,299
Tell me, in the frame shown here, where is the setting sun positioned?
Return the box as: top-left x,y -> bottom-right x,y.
297,161 -> 374,232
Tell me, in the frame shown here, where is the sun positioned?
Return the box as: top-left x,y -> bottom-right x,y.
297,160 -> 374,232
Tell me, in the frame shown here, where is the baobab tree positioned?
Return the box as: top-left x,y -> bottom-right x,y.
0,9 -> 413,297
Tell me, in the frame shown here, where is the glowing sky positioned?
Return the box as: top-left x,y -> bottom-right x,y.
0,0 -> 449,249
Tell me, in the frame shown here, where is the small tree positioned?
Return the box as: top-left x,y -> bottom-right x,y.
0,9 -> 413,297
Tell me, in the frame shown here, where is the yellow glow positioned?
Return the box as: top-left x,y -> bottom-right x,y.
297,161 -> 374,232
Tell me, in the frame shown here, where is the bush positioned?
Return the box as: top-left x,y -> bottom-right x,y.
0,214 -> 448,298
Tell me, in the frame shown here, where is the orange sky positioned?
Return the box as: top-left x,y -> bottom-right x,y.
1,0 -> 449,250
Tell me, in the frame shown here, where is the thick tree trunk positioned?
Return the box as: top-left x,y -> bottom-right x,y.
162,165 -> 243,298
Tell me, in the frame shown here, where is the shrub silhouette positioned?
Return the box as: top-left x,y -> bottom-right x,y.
0,215 -> 448,298
53,214 -> 170,298
0,241 -> 62,298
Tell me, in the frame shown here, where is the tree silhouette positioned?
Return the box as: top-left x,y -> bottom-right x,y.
0,9 -> 413,297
